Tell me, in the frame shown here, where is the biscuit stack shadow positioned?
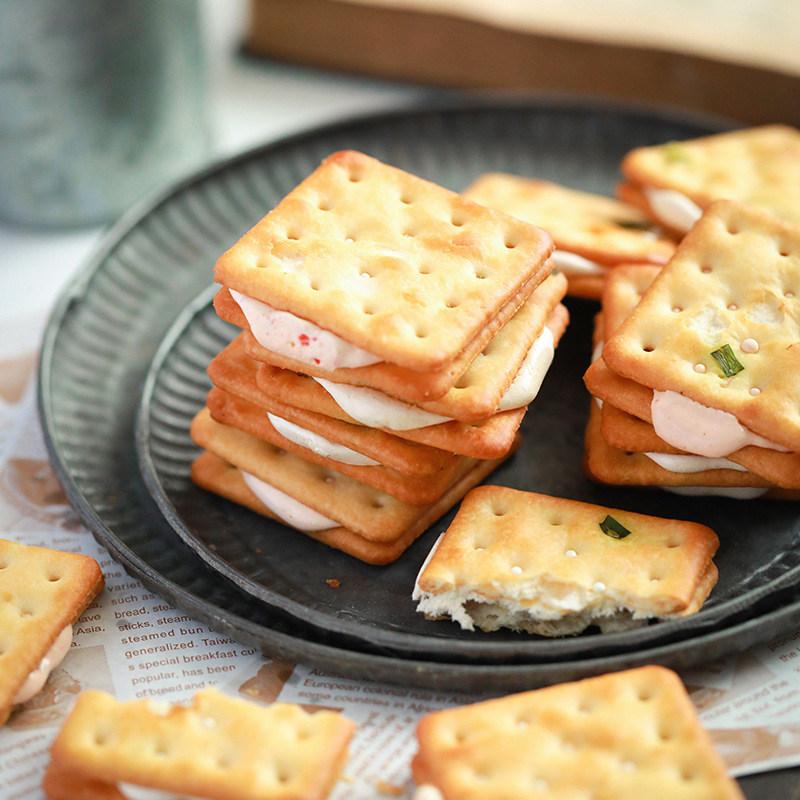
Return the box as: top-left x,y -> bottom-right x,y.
583,200 -> 800,498
190,151 -> 569,564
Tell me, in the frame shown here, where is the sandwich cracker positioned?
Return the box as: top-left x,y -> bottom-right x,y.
43,687 -> 356,800
215,150 -> 554,373
0,539 -> 104,726
412,665 -> 744,799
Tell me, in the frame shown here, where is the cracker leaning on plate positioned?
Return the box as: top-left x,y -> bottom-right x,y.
618,124 -> 800,235
412,665 -> 744,799
602,200 -> 800,464
463,173 -> 676,299
43,687 -> 356,800
0,539 -> 104,727
413,486 -> 718,635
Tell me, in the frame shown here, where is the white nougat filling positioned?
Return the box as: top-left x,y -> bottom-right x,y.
316,325 -> 556,430
241,470 -> 337,531
230,289 -> 382,370
550,249 -> 607,277
267,413 -> 379,466
12,625 -> 73,705
643,187 -> 702,233
651,390 -> 789,458
644,452 -> 749,474
118,784 -> 209,800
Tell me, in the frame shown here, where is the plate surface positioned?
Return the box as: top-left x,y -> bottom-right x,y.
40,98 -> 800,689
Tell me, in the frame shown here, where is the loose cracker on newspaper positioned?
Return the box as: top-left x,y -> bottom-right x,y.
412,666 -> 745,800
0,539 -> 104,727
43,687 -> 355,800
214,150 -> 554,373
413,485 -> 718,636
602,200 -> 800,453
464,174 -> 676,298
619,124 -> 800,230
218,268 -> 566,411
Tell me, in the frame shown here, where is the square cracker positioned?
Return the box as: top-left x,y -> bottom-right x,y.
206,337 -> 463,475
602,200 -> 800,452
202,392 -> 466,504
191,446 -> 513,565
412,665 -> 744,799
217,269 -> 567,410
220,338 -> 527,460
619,124 -> 800,228
413,485 -> 718,635
214,150 -> 554,372
463,174 -> 676,266
43,687 -> 355,800
0,540 -> 104,727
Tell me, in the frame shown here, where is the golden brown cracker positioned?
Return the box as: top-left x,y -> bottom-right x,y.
192,444 -> 515,565
602,200 -> 800,452
414,484 -> 719,635
214,150 -> 554,373
0,540 -> 104,726
620,125 -> 800,228
43,687 -> 355,800
412,666 -> 744,799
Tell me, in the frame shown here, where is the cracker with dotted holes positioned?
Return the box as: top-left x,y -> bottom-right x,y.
411,665 -> 745,800
619,124 -> 800,231
0,539 -> 104,727
587,270 -> 800,488
207,336 -> 459,477
601,200 -> 800,453
191,440 -> 515,565
217,269 -> 566,410
214,150 -> 554,375
463,174 -> 676,299
413,485 -> 718,636
42,687 -> 356,800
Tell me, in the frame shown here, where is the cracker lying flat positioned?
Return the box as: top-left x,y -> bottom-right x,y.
412,666 -> 744,799
215,150 -> 554,373
219,269 -> 567,411
43,687 -> 355,800
464,174 -> 676,298
413,485 -> 718,635
0,539 -> 104,727
192,447 -> 512,565
202,393 -> 464,504
602,200 -> 800,453
254,362 -> 527,459
619,124 -> 800,230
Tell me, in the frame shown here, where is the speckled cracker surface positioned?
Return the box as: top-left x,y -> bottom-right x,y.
602,200 -> 800,452
215,150 -> 554,372
464,174 -> 676,265
414,485 -> 718,634
0,540 -> 104,727
43,688 -> 355,800
412,666 -> 744,800
621,125 -> 800,226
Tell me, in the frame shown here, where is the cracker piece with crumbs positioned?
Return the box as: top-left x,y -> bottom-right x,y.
413,485 -> 718,636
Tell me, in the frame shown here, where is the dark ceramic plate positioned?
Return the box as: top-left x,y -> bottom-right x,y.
39,98 -> 800,690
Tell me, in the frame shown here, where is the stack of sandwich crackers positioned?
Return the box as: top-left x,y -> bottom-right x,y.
191,150 -> 568,564
584,200 -> 800,496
